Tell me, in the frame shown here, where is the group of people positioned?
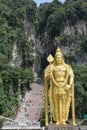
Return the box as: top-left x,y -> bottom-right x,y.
15,83 -> 44,123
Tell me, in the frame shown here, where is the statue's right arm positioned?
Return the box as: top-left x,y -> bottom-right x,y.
44,64 -> 53,80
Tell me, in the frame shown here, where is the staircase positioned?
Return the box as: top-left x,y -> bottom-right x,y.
2,83 -> 44,129
15,83 -> 44,122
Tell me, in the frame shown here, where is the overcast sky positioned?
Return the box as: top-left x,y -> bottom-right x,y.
34,0 -> 65,6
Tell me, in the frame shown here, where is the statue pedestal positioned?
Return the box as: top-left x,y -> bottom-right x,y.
45,124 -> 78,130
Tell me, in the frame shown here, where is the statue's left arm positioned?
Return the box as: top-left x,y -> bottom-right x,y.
65,65 -> 74,90
69,66 -> 74,86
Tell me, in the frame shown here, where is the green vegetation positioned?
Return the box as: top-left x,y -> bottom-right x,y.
73,65 -> 87,117
37,0 -> 87,39
0,0 -> 36,118
0,0 -> 87,122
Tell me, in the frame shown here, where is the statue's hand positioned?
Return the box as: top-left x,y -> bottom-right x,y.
64,85 -> 71,91
44,64 -> 53,79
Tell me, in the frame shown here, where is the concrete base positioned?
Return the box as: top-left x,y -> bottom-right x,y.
45,124 -> 79,130
78,126 -> 87,130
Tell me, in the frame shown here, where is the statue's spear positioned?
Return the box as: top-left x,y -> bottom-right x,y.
71,83 -> 76,126
44,54 -> 54,126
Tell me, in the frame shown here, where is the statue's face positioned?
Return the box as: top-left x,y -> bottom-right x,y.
55,56 -> 63,65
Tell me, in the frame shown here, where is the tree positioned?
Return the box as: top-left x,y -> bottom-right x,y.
73,65 -> 87,117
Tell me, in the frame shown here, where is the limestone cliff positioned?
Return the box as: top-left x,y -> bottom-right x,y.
61,20 -> 87,36
35,18 -> 87,73
35,0 -> 87,74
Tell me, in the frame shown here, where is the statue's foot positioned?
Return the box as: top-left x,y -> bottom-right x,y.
62,120 -> 68,125
56,121 -> 59,125
46,123 -> 48,126
73,122 -> 77,126
62,122 -> 68,125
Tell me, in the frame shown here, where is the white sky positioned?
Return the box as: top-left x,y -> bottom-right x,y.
34,0 -> 65,6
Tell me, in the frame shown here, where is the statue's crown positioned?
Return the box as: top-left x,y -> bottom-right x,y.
55,47 -> 63,57
56,47 -> 62,53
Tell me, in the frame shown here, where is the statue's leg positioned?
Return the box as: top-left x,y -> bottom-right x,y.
53,93 -> 59,124
63,92 -> 71,123
65,96 -> 71,121
62,94 -> 66,125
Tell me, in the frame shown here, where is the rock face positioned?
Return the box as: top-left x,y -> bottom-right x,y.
10,43 -> 22,68
35,19 -> 87,73
61,20 -> 87,35
9,17 -> 87,74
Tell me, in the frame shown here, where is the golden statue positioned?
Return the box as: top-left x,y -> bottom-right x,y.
44,48 -> 76,126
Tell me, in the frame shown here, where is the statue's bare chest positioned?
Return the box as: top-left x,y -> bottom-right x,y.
53,65 -> 67,78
